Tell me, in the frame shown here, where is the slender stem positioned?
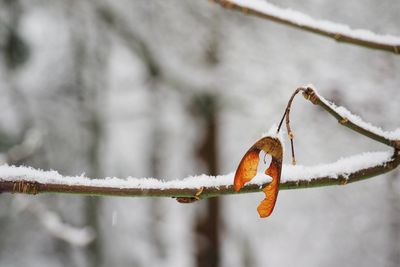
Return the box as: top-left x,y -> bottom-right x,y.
276,108 -> 286,133
277,88 -> 304,133
284,88 -> 305,164
277,88 -> 305,164
290,138 -> 296,165
212,0 -> 400,55
1,87 -> 399,200
0,151 -> 398,198
282,151 -> 400,189
302,88 -> 400,149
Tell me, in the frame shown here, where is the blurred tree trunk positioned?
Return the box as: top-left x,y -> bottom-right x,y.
1,0 -> 31,139
192,93 -> 221,267
387,171 -> 400,267
84,116 -> 103,267
191,15 -> 222,267
79,42 -> 108,267
97,4 -> 175,262
67,2 -> 110,266
147,54 -> 167,261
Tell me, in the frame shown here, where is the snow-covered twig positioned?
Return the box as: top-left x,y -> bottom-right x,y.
213,0 -> 400,54
0,87 -> 399,199
0,150 -> 398,198
302,86 -> 400,149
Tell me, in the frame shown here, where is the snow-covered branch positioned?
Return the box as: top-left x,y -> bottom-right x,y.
302,86 -> 400,149
213,0 -> 400,54
0,86 -> 399,199
0,150 -> 398,199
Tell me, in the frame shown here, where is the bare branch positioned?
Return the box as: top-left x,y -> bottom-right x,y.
212,0 -> 400,55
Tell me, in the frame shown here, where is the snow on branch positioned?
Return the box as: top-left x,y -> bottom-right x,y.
0,86 -> 399,199
303,85 -> 400,148
0,150 -> 398,199
213,0 -> 400,54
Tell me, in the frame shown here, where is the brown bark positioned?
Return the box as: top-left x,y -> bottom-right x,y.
212,0 -> 400,55
193,94 -> 220,267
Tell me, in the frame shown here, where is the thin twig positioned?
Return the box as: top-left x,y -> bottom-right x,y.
277,88 -> 306,164
1,87 -> 399,199
284,88 -> 306,165
302,87 -> 400,150
212,0 -> 400,55
0,150 -> 398,198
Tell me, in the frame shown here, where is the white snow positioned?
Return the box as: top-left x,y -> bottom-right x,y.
13,196 -> 95,246
281,151 -> 393,182
0,164 -> 269,189
0,150 -> 393,189
39,208 -> 96,246
226,0 -> 400,46
310,86 -> 400,140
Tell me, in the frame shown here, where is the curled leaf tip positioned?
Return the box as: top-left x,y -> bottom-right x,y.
257,199 -> 273,218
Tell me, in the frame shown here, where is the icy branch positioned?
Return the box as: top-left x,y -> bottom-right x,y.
213,0 -> 400,54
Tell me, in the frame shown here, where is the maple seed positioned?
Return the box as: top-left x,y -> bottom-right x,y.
234,137 -> 283,218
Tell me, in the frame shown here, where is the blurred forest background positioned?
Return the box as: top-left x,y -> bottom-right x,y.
1,0 -> 400,266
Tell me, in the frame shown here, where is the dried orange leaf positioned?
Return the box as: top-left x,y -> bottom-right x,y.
234,137 -> 283,218
233,150 -> 260,192
258,158 -> 281,217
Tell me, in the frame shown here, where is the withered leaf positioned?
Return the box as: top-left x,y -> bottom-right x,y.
234,136 -> 283,218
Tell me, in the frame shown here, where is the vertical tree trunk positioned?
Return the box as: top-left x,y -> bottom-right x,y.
67,5 -> 109,265
192,94 -> 220,267
148,71 -> 167,261
192,13 -> 222,267
84,115 -> 103,267
1,0 -> 31,140
387,171 -> 400,267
